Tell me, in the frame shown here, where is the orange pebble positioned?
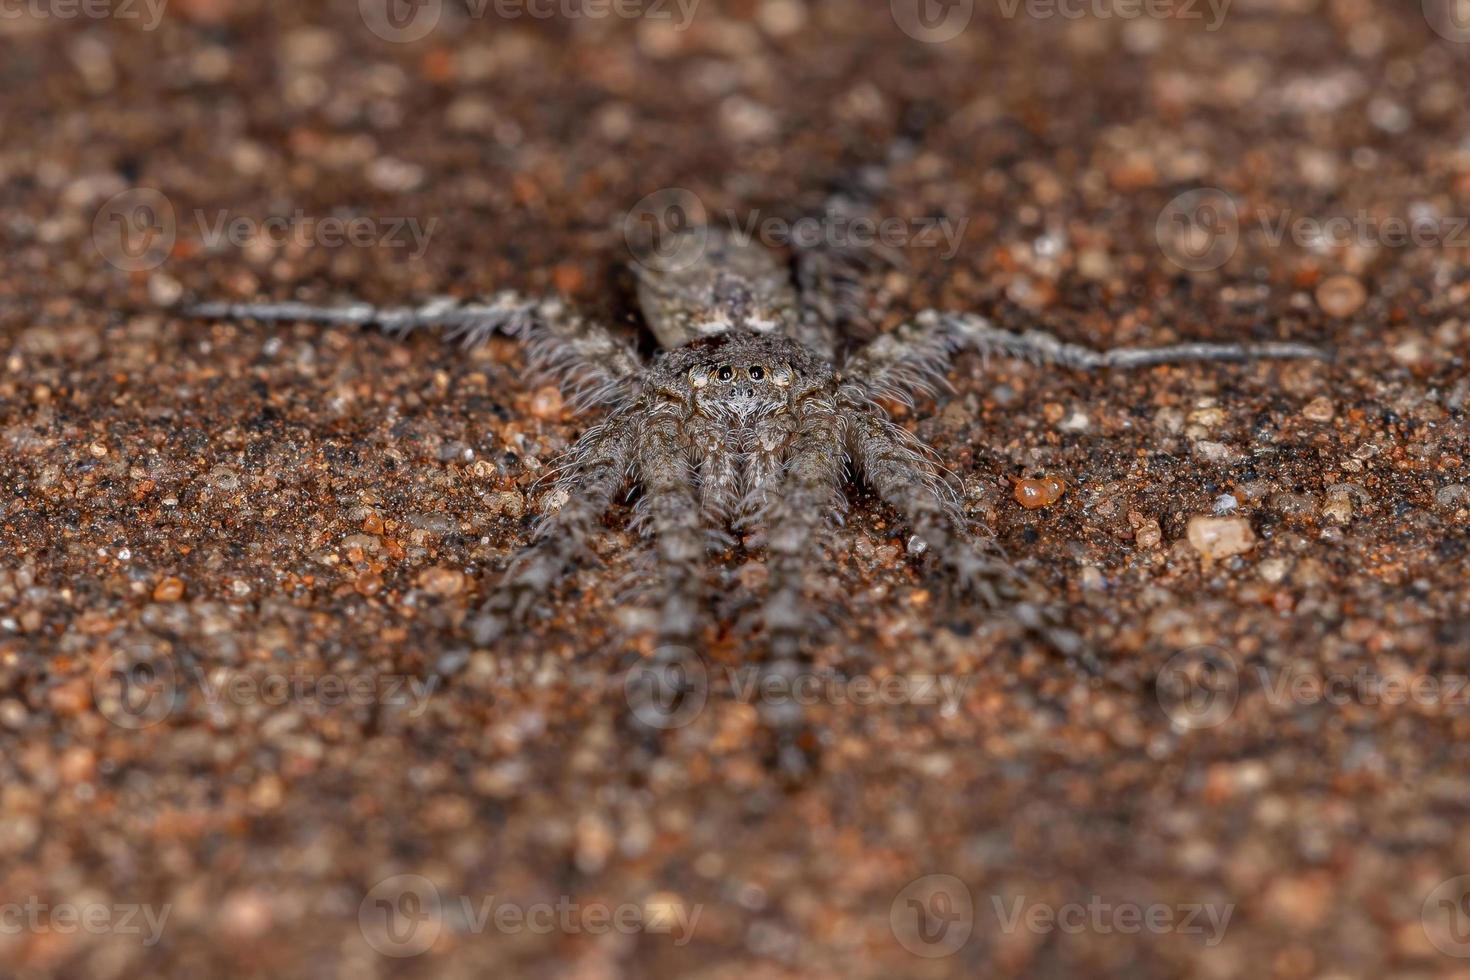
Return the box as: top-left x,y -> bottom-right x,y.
1013,476 -> 1066,510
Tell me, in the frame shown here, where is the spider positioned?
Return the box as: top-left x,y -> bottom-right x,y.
187,223 -> 1324,776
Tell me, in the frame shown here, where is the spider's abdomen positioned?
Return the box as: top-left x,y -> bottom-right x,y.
632,227 -> 799,349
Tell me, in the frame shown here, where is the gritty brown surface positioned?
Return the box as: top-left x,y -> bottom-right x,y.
4,1 -> 1470,977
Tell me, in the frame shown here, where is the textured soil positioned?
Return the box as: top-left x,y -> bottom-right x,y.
3,1 -> 1470,977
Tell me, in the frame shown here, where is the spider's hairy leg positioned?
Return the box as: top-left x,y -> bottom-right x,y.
839,315 -> 958,407
940,310 -> 1326,370
735,412 -> 797,528
792,230 -> 899,360
185,293 -> 644,409
752,399 -> 848,780
472,414 -> 638,644
842,309 -> 1327,405
843,392 -> 1078,652
632,415 -> 711,650
685,425 -> 743,543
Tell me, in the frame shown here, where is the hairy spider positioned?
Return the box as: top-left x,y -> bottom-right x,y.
187,224 -> 1324,776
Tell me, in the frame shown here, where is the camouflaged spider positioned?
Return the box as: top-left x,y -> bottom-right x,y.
188,223 -> 1323,774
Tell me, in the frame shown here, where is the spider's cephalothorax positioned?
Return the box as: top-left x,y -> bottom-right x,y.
186,222 -> 1326,778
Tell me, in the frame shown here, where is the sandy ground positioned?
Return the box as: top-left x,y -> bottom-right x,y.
3,0 -> 1470,976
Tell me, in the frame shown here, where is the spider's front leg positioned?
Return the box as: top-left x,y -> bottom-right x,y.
472,414 -> 638,644
632,414 -> 711,651
748,399 -> 849,780
186,293 -> 643,410
840,309 -> 1327,404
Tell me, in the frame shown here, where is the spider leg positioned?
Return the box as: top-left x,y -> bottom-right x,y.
632,415 -> 711,651
842,309 -> 1328,405
936,311 -> 1329,370
686,426 -> 743,543
751,399 -> 848,781
843,392 -> 1081,655
186,292 -> 643,410
839,315 -> 957,408
792,230 -> 901,361
735,410 -> 798,530
472,413 -> 638,644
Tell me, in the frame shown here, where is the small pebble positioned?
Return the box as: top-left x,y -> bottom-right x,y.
1258,558 -> 1291,583
1013,476 -> 1066,510
529,386 -> 564,420
1134,519 -> 1162,549
419,566 -> 466,597
1315,275 -> 1367,317
1193,440 -> 1238,464
1187,405 -> 1227,430
149,272 -> 183,307
1187,516 -> 1257,559
1321,491 -> 1353,523
153,577 -> 186,602
1059,410 -> 1091,433
1302,396 -> 1335,422
1435,484 -> 1469,510
0,699 -> 27,730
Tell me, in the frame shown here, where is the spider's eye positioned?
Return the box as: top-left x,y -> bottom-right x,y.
748,365 -> 765,381
717,365 -> 734,381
